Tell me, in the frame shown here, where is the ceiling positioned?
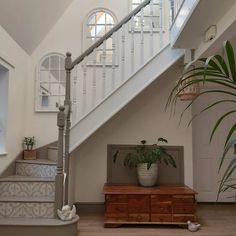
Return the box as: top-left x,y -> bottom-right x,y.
173,0 -> 236,50
0,0 -> 73,54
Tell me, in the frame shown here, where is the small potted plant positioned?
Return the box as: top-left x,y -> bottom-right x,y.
23,136 -> 36,160
113,138 -> 176,187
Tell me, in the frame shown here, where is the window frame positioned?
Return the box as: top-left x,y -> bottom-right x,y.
82,8 -> 118,66
129,0 -> 166,33
35,53 -> 66,112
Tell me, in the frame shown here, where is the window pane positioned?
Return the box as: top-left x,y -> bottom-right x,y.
40,71 -> 50,83
96,12 -> 106,24
49,96 -> 59,108
88,13 -> 96,24
41,95 -> 49,108
50,70 -> 60,82
51,55 -> 59,69
60,71 -> 66,84
42,57 -> 49,69
50,83 -> 60,96
96,25 -> 106,37
60,57 -> 65,69
106,13 -> 114,24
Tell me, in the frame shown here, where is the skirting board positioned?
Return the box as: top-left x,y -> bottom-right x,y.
74,202 -> 105,214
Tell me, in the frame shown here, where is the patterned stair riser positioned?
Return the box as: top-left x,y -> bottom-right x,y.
0,202 -> 54,218
0,182 -> 55,198
16,163 -> 56,179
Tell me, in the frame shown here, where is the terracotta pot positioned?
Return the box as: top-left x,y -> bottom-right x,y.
137,163 -> 158,187
23,150 -> 37,160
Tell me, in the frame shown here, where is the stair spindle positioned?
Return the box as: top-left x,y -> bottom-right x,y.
121,24 -> 126,82
82,59 -> 87,115
150,0 -> 154,57
140,7 -> 144,65
102,40 -> 107,98
130,16 -> 135,74
92,49 -> 97,107
112,33 -> 116,90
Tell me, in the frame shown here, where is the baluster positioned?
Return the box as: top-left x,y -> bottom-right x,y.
55,106 -> 65,216
140,7 -> 144,65
159,0 -> 164,48
149,0 -> 154,57
112,33 -> 116,90
121,24 -> 126,82
130,16 -> 135,74
92,49 -> 97,107
72,65 -> 78,123
82,58 -> 87,115
64,52 -> 72,205
102,40 -> 106,98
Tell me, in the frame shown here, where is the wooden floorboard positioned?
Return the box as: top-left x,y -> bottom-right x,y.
78,204 -> 236,236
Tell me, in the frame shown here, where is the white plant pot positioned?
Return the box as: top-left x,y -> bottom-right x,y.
137,163 -> 158,187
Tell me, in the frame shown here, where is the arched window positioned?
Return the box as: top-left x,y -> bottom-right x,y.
83,9 -> 117,64
131,0 -> 163,31
36,53 -> 66,111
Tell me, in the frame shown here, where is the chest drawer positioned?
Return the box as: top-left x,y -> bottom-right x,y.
151,214 -> 172,222
172,195 -> 195,203
128,213 -> 149,222
106,194 -> 127,203
105,213 -> 127,222
106,203 -> 127,214
172,214 -> 196,223
172,204 -> 196,214
151,195 -> 172,203
151,203 -> 172,214
128,195 -> 150,213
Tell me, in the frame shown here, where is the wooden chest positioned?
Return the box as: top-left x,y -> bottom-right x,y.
103,184 -> 197,227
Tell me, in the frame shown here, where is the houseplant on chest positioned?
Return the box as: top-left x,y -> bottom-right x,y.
113,138 -> 176,187
23,136 -> 36,160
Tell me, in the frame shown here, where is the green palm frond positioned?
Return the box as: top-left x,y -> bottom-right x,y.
166,40 -> 236,198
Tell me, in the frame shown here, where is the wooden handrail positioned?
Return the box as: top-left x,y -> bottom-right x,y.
70,0 -> 151,69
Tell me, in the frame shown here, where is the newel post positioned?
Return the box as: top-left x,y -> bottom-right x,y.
55,106 -> 66,217
64,52 -> 73,204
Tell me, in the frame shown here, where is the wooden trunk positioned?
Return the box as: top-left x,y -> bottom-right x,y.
103,184 -> 197,227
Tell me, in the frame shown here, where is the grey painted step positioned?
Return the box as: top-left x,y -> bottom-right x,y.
16,159 -> 56,179
0,196 -> 54,202
0,201 -> 54,218
0,175 -> 55,198
0,216 -> 79,236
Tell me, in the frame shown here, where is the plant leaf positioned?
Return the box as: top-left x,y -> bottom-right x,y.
224,40 -> 236,82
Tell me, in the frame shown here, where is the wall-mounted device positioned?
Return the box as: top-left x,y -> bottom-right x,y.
204,25 -> 217,42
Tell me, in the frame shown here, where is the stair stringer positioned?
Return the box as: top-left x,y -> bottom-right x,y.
70,45 -> 184,152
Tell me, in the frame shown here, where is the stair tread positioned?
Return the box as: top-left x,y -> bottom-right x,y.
16,159 -> 56,165
0,196 -> 55,203
0,175 -> 55,182
0,215 -> 79,226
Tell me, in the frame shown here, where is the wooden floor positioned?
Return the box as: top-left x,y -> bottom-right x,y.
78,204 -> 236,236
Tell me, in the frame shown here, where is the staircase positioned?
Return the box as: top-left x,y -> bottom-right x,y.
0,0 -> 187,235
0,156 -> 78,236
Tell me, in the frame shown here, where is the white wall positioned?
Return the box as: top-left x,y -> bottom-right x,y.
0,25 -> 30,174
71,61 -> 193,203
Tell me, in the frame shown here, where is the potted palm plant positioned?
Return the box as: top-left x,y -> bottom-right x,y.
113,138 -> 176,187
23,136 -> 36,160
167,40 -> 236,198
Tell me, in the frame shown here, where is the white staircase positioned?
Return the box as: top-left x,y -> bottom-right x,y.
70,45 -> 184,151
